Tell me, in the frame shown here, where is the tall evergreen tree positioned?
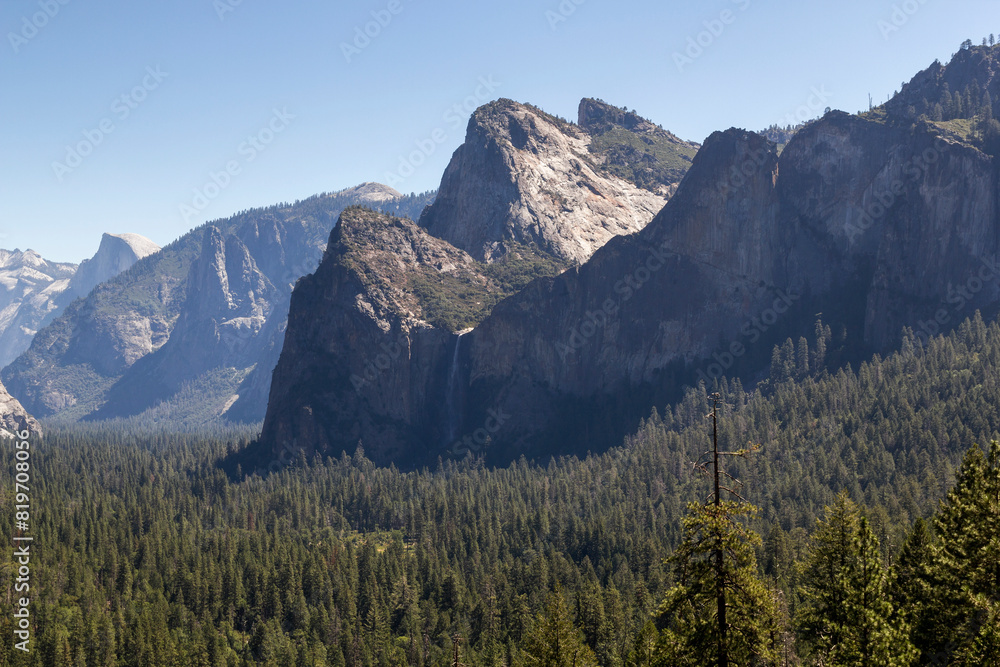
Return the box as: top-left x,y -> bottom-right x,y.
796,494 -> 916,666
654,394 -> 780,666
927,441 -> 1000,664
523,589 -> 599,667
655,499 -> 780,666
889,518 -> 943,660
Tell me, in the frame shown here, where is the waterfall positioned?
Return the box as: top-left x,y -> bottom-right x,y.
445,330 -> 467,443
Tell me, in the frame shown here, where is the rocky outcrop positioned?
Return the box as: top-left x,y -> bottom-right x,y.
578,98 -> 700,194
418,99 -> 669,265
885,43 -> 1000,122
0,234 -> 159,369
0,380 -> 41,438
2,187 -> 436,426
256,207 -> 506,466
65,233 -> 160,301
255,106 -> 1000,467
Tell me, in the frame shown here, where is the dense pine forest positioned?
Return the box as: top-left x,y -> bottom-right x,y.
2,314 -> 1000,665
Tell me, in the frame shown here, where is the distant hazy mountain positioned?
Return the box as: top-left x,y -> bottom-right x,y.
1,184 -> 434,427
0,233 -> 160,367
66,233 -> 162,302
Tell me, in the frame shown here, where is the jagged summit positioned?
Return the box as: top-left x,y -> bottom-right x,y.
0,249 -> 58,270
418,98 -> 668,265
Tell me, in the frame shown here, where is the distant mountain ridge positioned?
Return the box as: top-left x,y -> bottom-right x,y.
1,185 -> 435,427
0,233 -> 159,368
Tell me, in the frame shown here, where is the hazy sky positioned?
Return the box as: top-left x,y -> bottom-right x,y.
1,0 -> 994,262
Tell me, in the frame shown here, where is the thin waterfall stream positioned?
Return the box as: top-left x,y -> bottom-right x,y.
445,329 -> 470,443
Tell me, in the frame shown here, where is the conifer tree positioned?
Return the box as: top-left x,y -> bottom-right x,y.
927,441 -> 1000,664
654,394 -> 780,666
889,518 -> 942,658
655,499 -> 780,665
523,589 -> 599,667
796,494 -> 916,666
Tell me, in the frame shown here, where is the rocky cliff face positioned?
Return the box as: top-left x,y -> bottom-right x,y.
0,234 -> 159,369
0,250 -> 76,368
1,187 -> 435,427
0,380 -> 41,438
452,113 -> 1000,459
88,226 -> 279,420
418,99 -> 669,265
255,106 -> 1000,467
256,207 -> 499,466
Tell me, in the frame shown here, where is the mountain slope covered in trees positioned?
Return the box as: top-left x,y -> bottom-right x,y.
3,311 -> 999,665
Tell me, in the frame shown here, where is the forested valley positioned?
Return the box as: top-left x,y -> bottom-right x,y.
1,313 -> 999,665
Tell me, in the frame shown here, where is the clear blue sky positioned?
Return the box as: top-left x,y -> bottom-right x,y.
1,0 -> 994,262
